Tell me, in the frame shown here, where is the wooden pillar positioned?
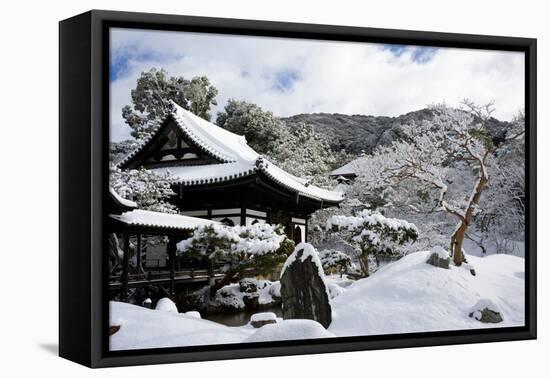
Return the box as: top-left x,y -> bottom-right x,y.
121,233 -> 130,301
136,233 -> 142,276
240,207 -> 246,226
167,236 -> 176,296
305,218 -> 309,243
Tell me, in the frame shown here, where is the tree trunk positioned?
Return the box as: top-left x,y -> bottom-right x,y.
450,166 -> 488,267
358,250 -> 370,277
451,223 -> 467,266
209,269 -> 237,296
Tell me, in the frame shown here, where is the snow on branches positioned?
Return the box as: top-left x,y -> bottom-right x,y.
326,210 -> 418,276
318,249 -> 353,274
352,102 -> 525,265
109,165 -> 177,213
177,223 -> 295,293
177,223 -> 293,258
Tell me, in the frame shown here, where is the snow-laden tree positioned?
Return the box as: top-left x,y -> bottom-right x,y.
318,249 -> 353,274
326,210 -> 418,277
177,223 -> 295,294
472,110 -> 525,253
109,165 -> 177,213
271,122 -> 339,186
355,102 -> 524,265
122,68 -> 218,139
109,139 -> 140,164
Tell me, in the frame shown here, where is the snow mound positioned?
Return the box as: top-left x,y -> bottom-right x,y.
110,302 -> 253,350
184,311 -> 201,319
327,283 -> 346,299
268,282 -> 281,298
329,250 -> 524,336
250,312 -> 277,322
155,298 -> 178,313
245,319 -> 335,342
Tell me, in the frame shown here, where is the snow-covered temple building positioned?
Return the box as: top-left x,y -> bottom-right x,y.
119,101 -> 344,244
328,157 -> 364,182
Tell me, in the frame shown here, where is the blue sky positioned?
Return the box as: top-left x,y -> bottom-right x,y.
383,45 -> 439,63
109,28 -> 524,141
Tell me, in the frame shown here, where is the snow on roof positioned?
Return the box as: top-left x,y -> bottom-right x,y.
171,100 -> 259,163
110,209 -> 217,231
140,102 -> 344,203
109,187 -> 138,209
151,162 -> 256,187
329,157 -> 364,177
257,158 -> 344,203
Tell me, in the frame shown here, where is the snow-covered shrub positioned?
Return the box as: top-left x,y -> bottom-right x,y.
326,210 -> 418,277
210,280 -> 281,311
318,249 -> 352,274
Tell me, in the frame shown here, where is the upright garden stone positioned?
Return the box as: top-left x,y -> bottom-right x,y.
280,243 -> 332,328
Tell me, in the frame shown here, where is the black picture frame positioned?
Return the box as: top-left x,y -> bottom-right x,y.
59,9 -> 537,368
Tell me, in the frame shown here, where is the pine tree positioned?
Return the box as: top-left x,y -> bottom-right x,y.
326,210 -> 418,277
122,68 -> 218,139
178,223 -> 295,295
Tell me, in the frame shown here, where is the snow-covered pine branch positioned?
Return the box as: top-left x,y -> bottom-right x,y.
177,223 -> 295,295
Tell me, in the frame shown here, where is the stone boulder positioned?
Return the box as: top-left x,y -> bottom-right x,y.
426,246 -> 451,269
250,312 -> 277,328
469,299 -> 503,323
280,243 -> 332,328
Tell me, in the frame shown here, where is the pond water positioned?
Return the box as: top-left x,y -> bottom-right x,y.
204,306 -> 283,327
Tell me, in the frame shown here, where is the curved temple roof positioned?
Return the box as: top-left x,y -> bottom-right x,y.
123,101 -> 345,204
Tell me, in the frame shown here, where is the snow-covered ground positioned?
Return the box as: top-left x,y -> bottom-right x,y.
109,250 -> 524,350
329,250 -> 524,336
110,301 -> 254,350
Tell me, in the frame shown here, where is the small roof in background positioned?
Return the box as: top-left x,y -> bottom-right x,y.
329,157 -> 365,178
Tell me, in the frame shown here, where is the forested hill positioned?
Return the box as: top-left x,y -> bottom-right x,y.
283,108 -> 510,154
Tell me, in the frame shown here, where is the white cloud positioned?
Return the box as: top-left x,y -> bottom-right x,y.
110,28 -> 525,141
